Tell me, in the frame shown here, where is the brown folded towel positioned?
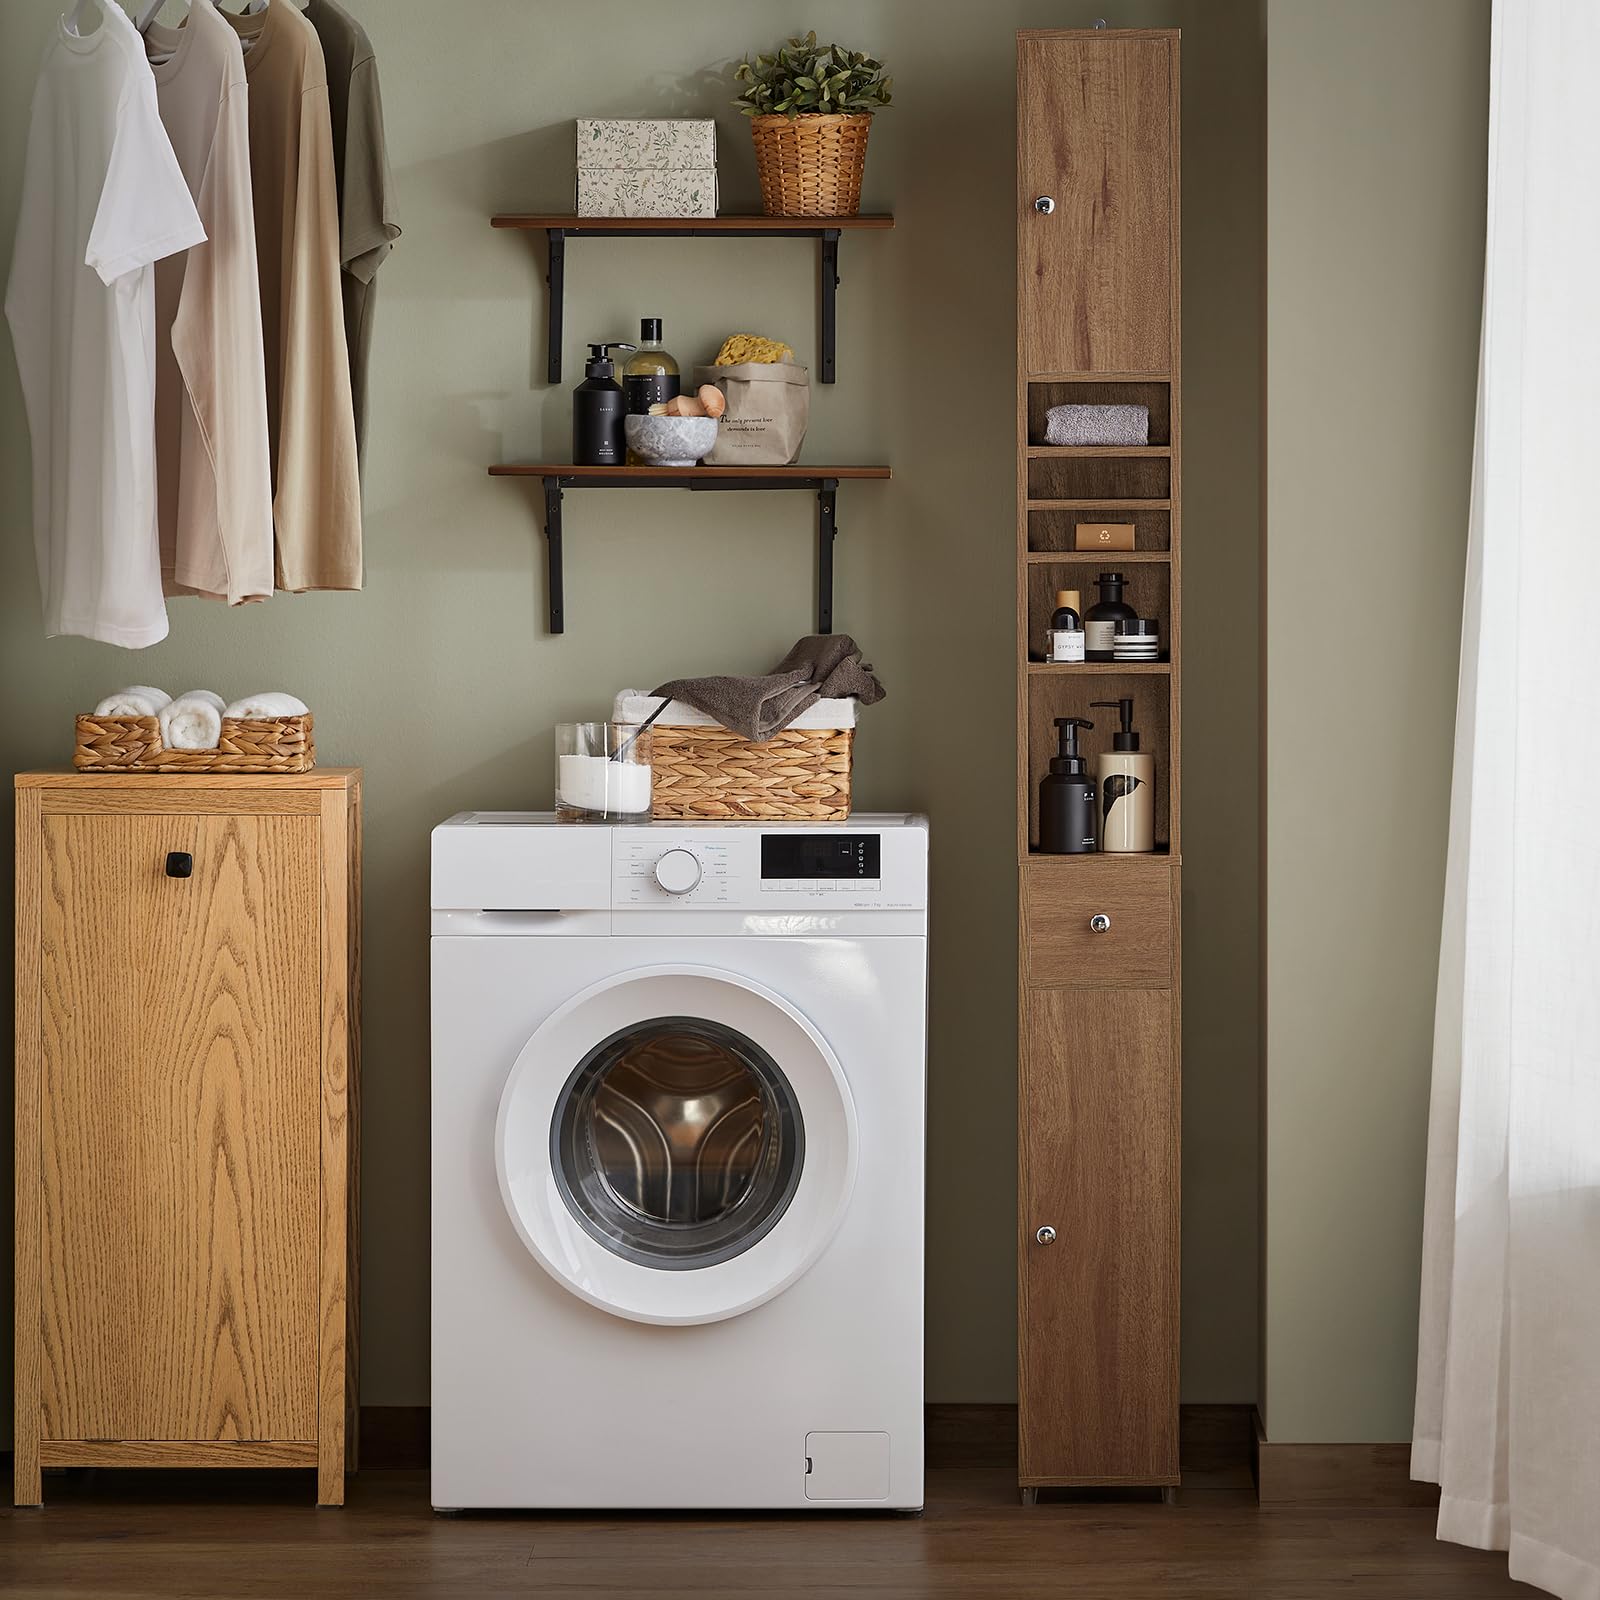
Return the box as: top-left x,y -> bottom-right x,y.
653,634 -> 885,743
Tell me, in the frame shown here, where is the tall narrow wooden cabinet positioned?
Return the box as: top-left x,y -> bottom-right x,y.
13,769 -> 361,1507
1015,29 -> 1181,1495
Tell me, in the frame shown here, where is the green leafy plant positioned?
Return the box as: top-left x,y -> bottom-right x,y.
733,32 -> 893,119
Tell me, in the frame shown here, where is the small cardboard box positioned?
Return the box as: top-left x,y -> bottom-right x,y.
575,119 -> 718,217
1075,521 -> 1137,552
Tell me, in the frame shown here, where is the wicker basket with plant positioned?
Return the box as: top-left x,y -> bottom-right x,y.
734,32 -> 892,217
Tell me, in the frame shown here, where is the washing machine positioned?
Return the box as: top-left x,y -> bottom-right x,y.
429,812 -> 928,1511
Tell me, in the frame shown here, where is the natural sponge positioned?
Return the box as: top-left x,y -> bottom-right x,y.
713,333 -> 793,366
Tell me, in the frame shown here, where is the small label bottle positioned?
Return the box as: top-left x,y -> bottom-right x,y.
1047,588 -> 1085,663
622,318 -> 681,414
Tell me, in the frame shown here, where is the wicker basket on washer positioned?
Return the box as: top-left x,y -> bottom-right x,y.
616,693 -> 854,821
73,713 -> 316,774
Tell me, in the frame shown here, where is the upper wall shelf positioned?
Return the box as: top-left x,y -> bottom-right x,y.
489,213 -> 896,385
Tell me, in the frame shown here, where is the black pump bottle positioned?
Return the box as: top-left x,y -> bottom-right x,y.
1038,716 -> 1097,854
574,341 -> 636,467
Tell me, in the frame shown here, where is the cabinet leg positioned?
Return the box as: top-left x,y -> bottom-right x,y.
1162,1485 -> 1179,1506
1020,1486 -> 1039,1507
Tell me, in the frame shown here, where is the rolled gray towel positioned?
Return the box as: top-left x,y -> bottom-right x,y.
1044,403 -> 1150,447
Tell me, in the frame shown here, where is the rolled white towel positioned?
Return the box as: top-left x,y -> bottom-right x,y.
158,692 -> 223,751
177,688 -> 227,713
94,685 -> 171,718
223,692 -> 310,720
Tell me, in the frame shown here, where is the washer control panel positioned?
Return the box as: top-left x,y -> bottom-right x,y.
609,822 -> 922,909
614,837 -> 734,903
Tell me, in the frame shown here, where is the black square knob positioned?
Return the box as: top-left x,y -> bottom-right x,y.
165,851 -> 193,879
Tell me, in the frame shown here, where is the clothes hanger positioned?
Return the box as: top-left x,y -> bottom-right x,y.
136,0 -> 176,33
64,0 -> 102,37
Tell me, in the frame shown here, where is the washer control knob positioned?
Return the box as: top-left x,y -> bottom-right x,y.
1088,913 -> 1112,934
654,848 -> 702,895
1035,1225 -> 1057,1246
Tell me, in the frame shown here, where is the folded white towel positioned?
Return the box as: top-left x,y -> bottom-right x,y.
158,692 -> 223,751
613,690 -> 858,731
223,692 -> 310,720
94,685 -> 171,718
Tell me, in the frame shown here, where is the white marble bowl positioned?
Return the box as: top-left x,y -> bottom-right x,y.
625,413 -> 719,467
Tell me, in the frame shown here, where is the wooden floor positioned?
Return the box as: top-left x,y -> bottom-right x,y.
0,1468 -> 1537,1598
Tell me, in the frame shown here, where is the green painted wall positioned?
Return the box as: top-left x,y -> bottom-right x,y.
1,0 -> 1261,1414
1263,0 -> 1488,1441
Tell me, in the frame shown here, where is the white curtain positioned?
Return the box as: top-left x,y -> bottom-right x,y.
1412,4 -> 1600,1597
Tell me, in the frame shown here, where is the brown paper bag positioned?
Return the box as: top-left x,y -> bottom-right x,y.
695,360 -> 810,465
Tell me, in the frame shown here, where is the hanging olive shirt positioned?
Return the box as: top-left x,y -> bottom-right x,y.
303,0 -> 399,464
226,0 -> 362,591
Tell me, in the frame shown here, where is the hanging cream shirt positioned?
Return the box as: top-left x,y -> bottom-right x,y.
146,0 -> 274,606
225,0 -> 362,591
6,2 -> 206,646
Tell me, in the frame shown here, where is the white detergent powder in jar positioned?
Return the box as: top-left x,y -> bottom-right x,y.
554,723 -> 652,821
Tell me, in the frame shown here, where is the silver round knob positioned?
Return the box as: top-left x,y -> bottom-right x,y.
1035,1225 -> 1057,1246
1033,195 -> 1056,215
653,848 -> 702,895
1088,913 -> 1112,934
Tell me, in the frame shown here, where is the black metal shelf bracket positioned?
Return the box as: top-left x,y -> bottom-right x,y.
817,479 -> 839,633
531,473 -> 856,636
541,225 -> 847,386
542,479 -> 564,632
545,230 -> 566,386
820,232 -> 841,384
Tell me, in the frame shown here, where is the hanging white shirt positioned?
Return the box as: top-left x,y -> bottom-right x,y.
6,1 -> 206,647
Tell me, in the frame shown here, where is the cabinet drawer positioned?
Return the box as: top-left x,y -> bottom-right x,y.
1023,858 -> 1174,987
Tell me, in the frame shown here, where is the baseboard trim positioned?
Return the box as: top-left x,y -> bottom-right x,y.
357,1402 -> 1259,1476
1254,1428 -> 1440,1509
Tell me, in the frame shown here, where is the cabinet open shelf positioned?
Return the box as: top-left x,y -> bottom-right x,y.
1026,661 -> 1171,675
1024,446 -> 1172,459
487,463 -> 891,633
490,213 -> 895,385
1025,550 -> 1171,564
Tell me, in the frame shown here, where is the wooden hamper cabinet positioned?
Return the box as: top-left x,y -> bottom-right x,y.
1016,30 -> 1182,1497
13,769 -> 361,1506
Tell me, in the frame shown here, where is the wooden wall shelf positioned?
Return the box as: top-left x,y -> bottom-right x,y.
487,463 -> 890,634
490,213 -> 895,384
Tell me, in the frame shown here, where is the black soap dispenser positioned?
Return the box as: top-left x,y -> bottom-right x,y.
573,341 -> 636,466
1038,716 -> 1097,854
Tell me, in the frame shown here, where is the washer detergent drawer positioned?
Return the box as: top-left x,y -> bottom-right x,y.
805,1432 -> 890,1501
1023,857 -> 1174,988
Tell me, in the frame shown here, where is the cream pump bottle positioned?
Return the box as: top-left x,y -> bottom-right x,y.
1090,697 -> 1155,853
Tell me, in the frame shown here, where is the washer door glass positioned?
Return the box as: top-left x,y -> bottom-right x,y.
553,1017 -> 804,1270
496,965 -> 858,1326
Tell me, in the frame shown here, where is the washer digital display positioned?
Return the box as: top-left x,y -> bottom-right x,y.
760,833 -> 881,880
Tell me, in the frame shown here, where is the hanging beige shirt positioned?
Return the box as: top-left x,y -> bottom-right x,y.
227,0 -> 362,591
304,0 -> 400,463
146,0 -> 274,605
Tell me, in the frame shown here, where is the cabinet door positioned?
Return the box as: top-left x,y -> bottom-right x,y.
1018,985 -> 1177,1482
38,811 -> 321,1442
1018,33 -> 1176,375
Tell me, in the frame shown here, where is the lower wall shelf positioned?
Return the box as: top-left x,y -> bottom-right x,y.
488,463 -> 891,634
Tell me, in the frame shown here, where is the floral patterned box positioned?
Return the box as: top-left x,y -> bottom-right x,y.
577,169 -> 718,219
575,118 -> 718,218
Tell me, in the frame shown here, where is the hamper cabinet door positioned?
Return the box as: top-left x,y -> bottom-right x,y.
38,811 -> 321,1443
1018,33 -> 1176,376
1018,985 -> 1178,1482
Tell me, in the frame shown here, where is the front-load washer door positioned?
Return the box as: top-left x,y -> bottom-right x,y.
495,965 -> 859,1325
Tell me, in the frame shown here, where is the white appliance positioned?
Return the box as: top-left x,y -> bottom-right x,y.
430,813 -> 929,1511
